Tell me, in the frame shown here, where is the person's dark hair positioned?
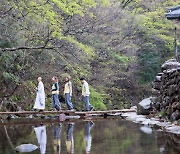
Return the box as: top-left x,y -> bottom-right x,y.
53,76 -> 58,82
66,76 -> 70,81
79,77 -> 85,81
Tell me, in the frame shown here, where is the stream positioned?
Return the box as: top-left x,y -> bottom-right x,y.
0,118 -> 179,154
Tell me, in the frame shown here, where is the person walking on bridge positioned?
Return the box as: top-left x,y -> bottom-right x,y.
64,77 -> 74,110
33,77 -> 45,111
51,76 -> 61,111
80,77 -> 94,111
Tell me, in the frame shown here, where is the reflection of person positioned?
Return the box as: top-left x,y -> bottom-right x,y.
64,77 -> 74,110
34,125 -> 47,154
80,78 -> 93,111
52,124 -> 62,154
66,123 -> 74,154
84,121 -> 94,154
33,77 -> 45,111
51,76 -> 61,111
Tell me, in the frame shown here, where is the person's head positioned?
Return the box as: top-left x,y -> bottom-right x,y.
65,77 -> 70,82
37,77 -> 42,82
80,77 -> 85,84
52,76 -> 58,83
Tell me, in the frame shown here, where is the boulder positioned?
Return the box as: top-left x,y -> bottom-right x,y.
162,59 -> 180,71
151,89 -> 160,96
153,81 -> 161,90
6,114 -> 19,120
154,75 -> 162,82
171,110 -> 180,121
137,98 -> 153,115
140,125 -> 153,134
166,125 -> 180,135
154,102 -> 161,111
15,144 -> 38,152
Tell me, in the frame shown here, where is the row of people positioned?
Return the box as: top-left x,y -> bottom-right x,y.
33,76 -> 94,111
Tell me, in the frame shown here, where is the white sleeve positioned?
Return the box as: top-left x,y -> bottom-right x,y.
38,82 -> 43,93
69,82 -> 72,95
84,82 -> 89,95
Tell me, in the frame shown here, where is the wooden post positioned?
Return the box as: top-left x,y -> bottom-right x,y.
103,113 -> 108,118
174,27 -> 178,61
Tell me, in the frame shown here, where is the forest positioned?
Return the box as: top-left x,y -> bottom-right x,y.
0,0 -> 179,111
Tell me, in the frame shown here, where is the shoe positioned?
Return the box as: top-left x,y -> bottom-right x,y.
90,107 -> 94,111
89,121 -> 95,127
56,107 -> 61,111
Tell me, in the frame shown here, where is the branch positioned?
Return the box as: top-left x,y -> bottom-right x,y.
0,45 -> 63,52
0,7 -> 13,18
1,119 -> 15,151
121,0 -> 133,8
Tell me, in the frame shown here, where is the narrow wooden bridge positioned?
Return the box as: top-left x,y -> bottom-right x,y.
0,109 -> 136,119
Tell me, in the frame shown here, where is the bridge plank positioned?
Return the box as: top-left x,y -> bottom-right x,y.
0,109 -> 136,116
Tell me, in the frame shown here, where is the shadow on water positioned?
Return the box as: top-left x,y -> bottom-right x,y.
0,118 -> 179,154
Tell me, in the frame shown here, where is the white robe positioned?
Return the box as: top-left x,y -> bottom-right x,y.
34,126 -> 47,154
34,81 -> 45,109
85,135 -> 92,153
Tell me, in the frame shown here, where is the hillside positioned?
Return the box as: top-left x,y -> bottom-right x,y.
0,0 -> 179,111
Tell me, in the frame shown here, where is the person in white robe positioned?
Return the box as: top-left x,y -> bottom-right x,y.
34,125 -> 47,154
33,77 -> 45,110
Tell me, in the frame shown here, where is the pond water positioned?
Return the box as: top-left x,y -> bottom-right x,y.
0,118 -> 179,154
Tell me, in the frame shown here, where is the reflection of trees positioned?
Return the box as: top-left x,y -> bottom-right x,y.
92,120 -> 135,153
0,124 -> 34,153
91,120 -> 158,154
157,131 -> 180,153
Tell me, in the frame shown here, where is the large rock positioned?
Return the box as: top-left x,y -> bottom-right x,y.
162,59 -> 180,71
137,98 -> 153,115
171,110 -> 180,121
153,81 -> 161,90
15,144 -> 38,152
154,75 -> 162,82
140,125 -> 153,134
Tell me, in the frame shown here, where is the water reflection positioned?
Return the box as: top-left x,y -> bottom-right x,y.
0,119 -> 179,154
52,124 -> 62,154
66,123 -> 74,154
84,121 -> 94,154
34,125 -> 47,154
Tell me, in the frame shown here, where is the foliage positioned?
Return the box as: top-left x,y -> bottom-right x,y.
90,87 -> 107,110
130,0 -> 180,84
110,52 -> 130,65
0,0 -> 179,110
137,43 -> 161,83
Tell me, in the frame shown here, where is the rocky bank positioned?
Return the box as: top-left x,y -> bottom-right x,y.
152,59 -> 180,121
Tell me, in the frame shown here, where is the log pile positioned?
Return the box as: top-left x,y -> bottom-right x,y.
153,59 -> 180,121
